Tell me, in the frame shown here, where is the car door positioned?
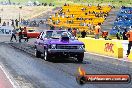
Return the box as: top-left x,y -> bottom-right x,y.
36,32 -> 43,52
39,32 -> 46,53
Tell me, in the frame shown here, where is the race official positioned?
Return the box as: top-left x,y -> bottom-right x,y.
19,27 -> 23,43
10,25 -> 17,42
94,23 -> 101,39
23,27 -> 28,42
126,29 -> 132,55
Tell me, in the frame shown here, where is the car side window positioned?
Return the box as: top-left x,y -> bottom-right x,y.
28,30 -> 35,32
39,32 -> 44,39
67,32 -> 75,39
42,32 -> 46,39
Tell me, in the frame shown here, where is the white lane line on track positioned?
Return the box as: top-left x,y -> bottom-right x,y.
0,64 -> 20,88
84,52 -> 132,63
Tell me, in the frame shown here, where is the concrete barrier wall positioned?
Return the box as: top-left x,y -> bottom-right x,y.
128,52 -> 132,60
78,37 -> 123,58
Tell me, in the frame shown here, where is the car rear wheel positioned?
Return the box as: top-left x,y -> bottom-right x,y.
44,50 -> 50,61
35,48 -> 41,58
77,53 -> 84,63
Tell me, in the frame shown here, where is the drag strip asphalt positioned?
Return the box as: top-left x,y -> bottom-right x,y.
0,43 -> 132,88
0,65 -> 13,88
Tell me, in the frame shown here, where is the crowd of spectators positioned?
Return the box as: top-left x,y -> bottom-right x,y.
0,1 -> 54,6
110,6 -> 132,36
49,25 -> 88,38
21,19 -> 46,27
26,1 -> 54,6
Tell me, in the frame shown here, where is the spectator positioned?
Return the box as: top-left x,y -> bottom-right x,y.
116,30 -> 122,40
102,31 -> 109,40
7,22 -> 9,26
71,14 -> 74,18
50,25 -> 55,30
11,19 -> 14,26
23,27 -> 28,42
44,3 -> 47,6
19,27 -> 23,43
33,2 -> 36,6
121,6 -> 126,9
15,19 -> 19,27
81,30 -> 86,38
49,3 -> 52,6
64,3 -> 67,6
0,17 -> 1,24
72,28 -> 77,37
88,23 -> 94,30
68,28 -> 72,33
2,21 -> 6,26
123,29 -> 128,40
59,27 -> 62,30
97,4 -> 101,10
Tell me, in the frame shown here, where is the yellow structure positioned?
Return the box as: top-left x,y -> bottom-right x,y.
128,52 -> 132,60
48,5 -> 112,32
78,37 -> 123,58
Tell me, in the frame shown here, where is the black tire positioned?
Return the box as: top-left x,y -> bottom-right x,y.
77,53 -> 84,63
35,48 -> 41,58
44,49 -> 50,61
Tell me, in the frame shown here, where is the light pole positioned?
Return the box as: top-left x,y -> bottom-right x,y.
19,6 -> 22,21
19,6 -> 22,27
0,8 -> 3,25
8,0 -> 11,4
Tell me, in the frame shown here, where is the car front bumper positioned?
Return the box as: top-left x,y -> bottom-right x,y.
48,49 -> 85,53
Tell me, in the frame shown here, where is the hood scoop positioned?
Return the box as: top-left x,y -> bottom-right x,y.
60,37 -> 69,42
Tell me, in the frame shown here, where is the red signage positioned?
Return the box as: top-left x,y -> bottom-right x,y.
104,43 -> 114,53
76,74 -> 131,84
77,67 -> 131,85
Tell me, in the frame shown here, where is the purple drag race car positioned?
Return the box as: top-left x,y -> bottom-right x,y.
34,30 -> 85,62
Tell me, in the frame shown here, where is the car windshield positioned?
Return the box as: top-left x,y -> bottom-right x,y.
28,30 -> 35,32
44,31 -> 75,39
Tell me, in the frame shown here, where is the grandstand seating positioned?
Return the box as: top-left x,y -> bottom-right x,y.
48,4 -> 112,32
110,7 -> 132,35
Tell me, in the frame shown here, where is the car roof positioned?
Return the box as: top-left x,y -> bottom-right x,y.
43,30 -> 67,32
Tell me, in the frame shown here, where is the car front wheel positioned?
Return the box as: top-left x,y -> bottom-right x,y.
77,53 -> 84,63
35,48 -> 41,58
44,50 -> 50,61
